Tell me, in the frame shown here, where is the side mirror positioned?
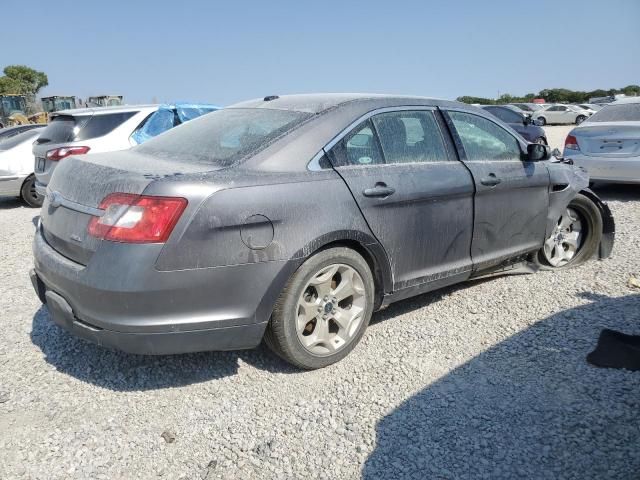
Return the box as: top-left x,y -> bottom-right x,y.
523,115 -> 532,125
527,143 -> 551,162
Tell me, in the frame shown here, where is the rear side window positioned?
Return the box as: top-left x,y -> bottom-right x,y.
587,103 -> 640,122
36,115 -> 91,143
449,111 -> 522,161
74,112 -> 137,140
372,111 -> 447,164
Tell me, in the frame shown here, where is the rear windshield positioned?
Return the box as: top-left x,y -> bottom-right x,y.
586,103 -> 640,123
35,111 -> 137,144
36,114 -> 91,143
136,108 -> 312,167
0,129 -> 42,150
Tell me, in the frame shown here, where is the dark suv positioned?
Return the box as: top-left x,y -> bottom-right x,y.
481,105 -> 547,144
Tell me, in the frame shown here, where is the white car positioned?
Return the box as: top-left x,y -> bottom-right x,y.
534,104 -> 592,125
0,127 -> 46,206
563,97 -> 640,184
33,103 -> 218,194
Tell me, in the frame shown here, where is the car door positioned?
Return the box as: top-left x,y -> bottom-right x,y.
443,109 -> 550,272
327,108 -> 475,291
556,105 -> 572,123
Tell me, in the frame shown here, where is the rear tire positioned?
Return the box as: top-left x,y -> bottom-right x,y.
576,115 -> 586,125
536,117 -> 546,126
20,175 -> 43,208
535,193 -> 602,270
264,247 -> 375,369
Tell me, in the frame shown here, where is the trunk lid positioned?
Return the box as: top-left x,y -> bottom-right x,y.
40,149 -> 220,265
574,122 -> 640,158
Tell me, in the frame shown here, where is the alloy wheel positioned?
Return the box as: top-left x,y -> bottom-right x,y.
542,208 -> 584,267
295,264 -> 366,356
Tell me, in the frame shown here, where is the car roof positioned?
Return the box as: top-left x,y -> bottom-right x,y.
228,93 -> 459,114
612,96 -> 640,105
51,104 -> 160,117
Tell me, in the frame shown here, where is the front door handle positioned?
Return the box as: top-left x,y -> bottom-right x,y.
480,173 -> 501,187
363,183 -> 396,198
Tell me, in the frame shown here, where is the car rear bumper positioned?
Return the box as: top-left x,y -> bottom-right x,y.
31,224 -> 297,355
565,153 -> 640,183
0,174 -> 27,196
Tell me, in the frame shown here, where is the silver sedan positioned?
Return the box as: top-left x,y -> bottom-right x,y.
563,97 -> 640,183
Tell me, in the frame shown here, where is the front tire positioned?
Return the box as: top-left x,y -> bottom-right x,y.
265,247 -> 375,369
20,175 -> 43,208
536,117 -> 546,126
576,115 -> 586,125
535,193 -> 602,269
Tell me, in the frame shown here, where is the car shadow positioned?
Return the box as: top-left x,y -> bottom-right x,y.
363,293 -> 640,479
0,196 -> 24,210
30,306 -> 298,391
592,183 -> 640,203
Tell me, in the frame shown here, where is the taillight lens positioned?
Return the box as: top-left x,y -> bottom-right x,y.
46,146 -> 91,161
88,193 -> 187,243
564,134 -> 580,151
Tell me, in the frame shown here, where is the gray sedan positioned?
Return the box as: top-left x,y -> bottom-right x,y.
31,94 -> 614,369
563,97 -> 640,183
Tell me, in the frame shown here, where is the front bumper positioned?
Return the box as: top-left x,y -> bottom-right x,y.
31,225 -> 297,355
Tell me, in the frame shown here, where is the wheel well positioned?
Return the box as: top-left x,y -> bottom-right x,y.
317,239 -> 387,311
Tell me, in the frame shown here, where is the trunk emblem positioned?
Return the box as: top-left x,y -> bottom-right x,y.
48,191 -> 63,208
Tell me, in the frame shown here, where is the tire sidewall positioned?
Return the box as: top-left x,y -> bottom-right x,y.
576,115 -> 586,125
272,247 -> 375,369
20,175 -> 43,208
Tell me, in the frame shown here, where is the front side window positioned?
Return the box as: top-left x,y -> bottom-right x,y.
448,111 -> 522,161
372,111 -> 447,164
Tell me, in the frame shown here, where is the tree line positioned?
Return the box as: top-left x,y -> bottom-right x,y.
457,85 -> 640,105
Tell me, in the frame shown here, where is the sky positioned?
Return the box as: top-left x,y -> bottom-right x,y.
4,0 -> 639,106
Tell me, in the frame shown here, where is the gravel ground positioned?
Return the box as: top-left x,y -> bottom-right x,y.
1,185 -> 639,479
543,125 -> 573,151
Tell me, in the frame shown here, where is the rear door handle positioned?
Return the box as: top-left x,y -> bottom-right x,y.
363,183 -> 396,198
480,174 -> 501,187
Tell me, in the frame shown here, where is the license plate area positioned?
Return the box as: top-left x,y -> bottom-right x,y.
36,157 -> 45,171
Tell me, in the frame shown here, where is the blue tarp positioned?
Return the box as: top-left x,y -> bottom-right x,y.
131,103 -> 219,145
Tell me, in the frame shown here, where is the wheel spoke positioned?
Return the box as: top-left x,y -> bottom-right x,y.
309,265 -> 338,299
333,305 -> 363,335
564,231 -> 580,249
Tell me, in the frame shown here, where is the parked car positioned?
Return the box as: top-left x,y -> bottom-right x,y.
534,104 -> 592,125
0,124 -> 45,142
31,94 -> 614,369
33,103 -> 218,195
480,105 -> 548,144
563,97 -> 640,183
578,104 -> 602,113
0,127 -> 46,206
510,103 -> 546,113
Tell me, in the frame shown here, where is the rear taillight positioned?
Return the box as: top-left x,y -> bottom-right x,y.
564,134 -> 580,151
46,146 -> 91,161
88,193 -> 187,243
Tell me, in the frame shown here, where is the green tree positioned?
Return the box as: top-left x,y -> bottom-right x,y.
0,65 -> 48,95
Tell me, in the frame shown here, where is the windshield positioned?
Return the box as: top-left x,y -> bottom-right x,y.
1,96 -> 26,114
136,108 -> 312,167
586,103 -> 640,123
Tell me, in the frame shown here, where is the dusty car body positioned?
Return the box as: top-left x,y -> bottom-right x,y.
563,97 -> 640,183
0,127 -> 45,206
31,94 -> 614,369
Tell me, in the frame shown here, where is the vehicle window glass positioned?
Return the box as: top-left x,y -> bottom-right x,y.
35,115 -> 91,143
372,111 -> 447,164
547,106 -> 559,111
75,111 -> 137,141
0,129 -> 42,150
449,111 -> 522,161
486,107 -> 520,124
587,103 -> 640,122
136,108 -> 312,167
131,109 -> 176,145
330,120 -> 384,167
